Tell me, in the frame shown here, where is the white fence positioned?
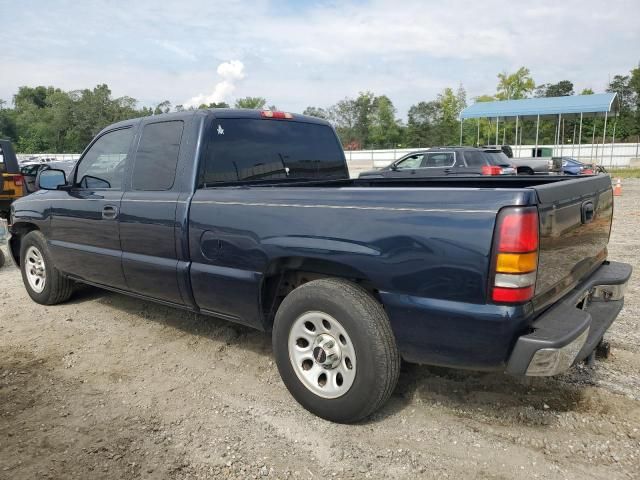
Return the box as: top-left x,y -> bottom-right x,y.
17,153 -> 81,163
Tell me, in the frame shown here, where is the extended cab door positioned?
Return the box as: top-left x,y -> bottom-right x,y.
48,127 -> 134,288
119,120 -> 186,304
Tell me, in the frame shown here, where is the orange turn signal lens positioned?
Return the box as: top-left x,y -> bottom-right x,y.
496,252 -> 537,273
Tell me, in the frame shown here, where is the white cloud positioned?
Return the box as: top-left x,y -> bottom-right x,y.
183,60 -> 245,108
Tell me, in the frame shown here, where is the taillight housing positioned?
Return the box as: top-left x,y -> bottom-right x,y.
490,206 -> 539,304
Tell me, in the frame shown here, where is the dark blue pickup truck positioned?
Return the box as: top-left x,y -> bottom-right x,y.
8,109 -> 631,422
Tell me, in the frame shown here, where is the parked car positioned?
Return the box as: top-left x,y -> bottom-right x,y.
0,140 -> 25,219
358,147 -> 516,178
21,161 -> 77,193
8,109 -> 631,423
561,157 -> 606,175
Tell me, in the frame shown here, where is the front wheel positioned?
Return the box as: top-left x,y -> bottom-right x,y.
20,231 -> 73,305
272,278 -> 400,423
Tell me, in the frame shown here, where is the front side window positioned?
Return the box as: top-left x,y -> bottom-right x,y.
202,119 -> 346,185
424,152 -> 455,168
132,121 -> 184,191
75,128 -> 134,190
395,154 -> 424,170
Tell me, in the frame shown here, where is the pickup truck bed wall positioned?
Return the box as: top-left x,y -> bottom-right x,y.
8,109 -> 627,395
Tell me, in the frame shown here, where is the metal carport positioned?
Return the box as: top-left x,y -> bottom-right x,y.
458,93 -> 619,161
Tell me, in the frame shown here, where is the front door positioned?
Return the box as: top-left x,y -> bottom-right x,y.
48,127 -> 135,289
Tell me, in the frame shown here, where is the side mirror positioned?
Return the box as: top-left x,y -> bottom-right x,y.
390,163 -> 398,171
37,169 -> 67,190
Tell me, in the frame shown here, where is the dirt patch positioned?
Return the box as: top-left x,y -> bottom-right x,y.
1,180 -> 639,479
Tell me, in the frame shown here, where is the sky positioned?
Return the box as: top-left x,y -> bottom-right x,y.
1,0 -> 639,118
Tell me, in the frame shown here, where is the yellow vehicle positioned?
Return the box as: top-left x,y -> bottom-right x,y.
0,140 -> 25,220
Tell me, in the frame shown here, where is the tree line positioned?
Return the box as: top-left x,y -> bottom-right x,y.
1,66 -> 639,153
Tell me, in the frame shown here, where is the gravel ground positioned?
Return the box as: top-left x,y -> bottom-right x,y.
1,180 -> 639,479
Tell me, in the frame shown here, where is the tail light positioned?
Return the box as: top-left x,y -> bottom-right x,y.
10,174 -> 24,187
261,110 -> 293,119
482,165 -> 503,176
491,207 -> 539,303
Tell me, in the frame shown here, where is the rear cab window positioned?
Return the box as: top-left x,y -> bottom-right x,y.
201,118 -> 347,185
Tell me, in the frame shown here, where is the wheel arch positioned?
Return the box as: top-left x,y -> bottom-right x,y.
8,221 -> 40,266
517,166 -> 534,175
259,256 -> 380,330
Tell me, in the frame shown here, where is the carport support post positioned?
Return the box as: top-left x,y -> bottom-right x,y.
610,120 -> 616,167
534,114 -> 540,155
459,119 -> 463,146
591,122 -> 596,160
601,111 -> 608,166
514,115 -> 519,152
495,117 -> 499,145
577,113 -> 583,161
476,119 -> 480,147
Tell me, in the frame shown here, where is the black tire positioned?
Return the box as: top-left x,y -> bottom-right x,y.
272,278 -> 400,423
20,230 -> 73,305
0,249 -> 5,269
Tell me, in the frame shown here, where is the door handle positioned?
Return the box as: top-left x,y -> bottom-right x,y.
444,168 -> 452,174
102,205 -> 119,220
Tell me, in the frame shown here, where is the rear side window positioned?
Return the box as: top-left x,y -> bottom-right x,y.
423,152 -> 455,168
463,151 -> 487,167
486,151 -> 510,165
132,121 -> 184,191
0,147 -> 5,173
201,119 -> 346,185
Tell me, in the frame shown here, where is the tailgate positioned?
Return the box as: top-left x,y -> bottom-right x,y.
531,175 -> 613,310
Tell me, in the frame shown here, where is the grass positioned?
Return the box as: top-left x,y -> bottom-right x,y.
608,168 -> 640,178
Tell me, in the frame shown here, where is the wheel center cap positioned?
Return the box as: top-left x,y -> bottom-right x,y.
312,346 -> 327,364
312,334 -> 341,369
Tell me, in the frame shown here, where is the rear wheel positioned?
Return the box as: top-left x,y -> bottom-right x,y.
20,231 -> 73,305
518,167 -> 534,175
0,249 -> 5,268
272,278 -> 400,423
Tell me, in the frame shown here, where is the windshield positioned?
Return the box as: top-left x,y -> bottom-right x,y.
202,119 -> 347,184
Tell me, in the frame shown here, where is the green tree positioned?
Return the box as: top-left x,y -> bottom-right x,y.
234,97 -> 267,109
302,106 -> 330,120
496,67 -> 535,100
153,100 -> 172,115
406,101 -> 441,147
369,95 -> 401,148
535,80 -> 574,97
